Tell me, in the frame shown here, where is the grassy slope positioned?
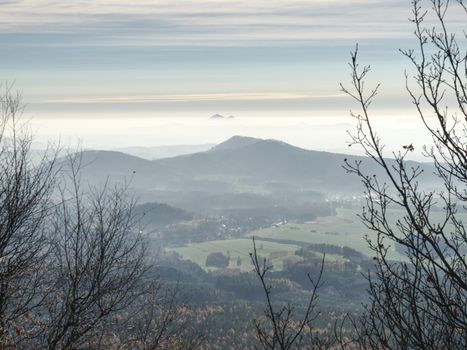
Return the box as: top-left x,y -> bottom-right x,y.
248,208 -> 404,260
169,239 -> 302,271
169,207 -> 466,270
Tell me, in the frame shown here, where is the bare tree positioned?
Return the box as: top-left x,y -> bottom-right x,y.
341,0 -> 466,348
109,281 -> 205,350
0,110 -> 199,349
0,87 -> 197,349
0,85 -> 58,345
250,238 -> 329,350
36,153 -> 147,350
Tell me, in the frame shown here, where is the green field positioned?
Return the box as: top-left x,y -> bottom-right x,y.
248,208 -> 404,260
248,207 -> 467,261
168,208 -> 397,269
169,207 -> 467,270
168,238 -> 303,271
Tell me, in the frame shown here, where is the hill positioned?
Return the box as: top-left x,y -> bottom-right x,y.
114,144 -> 214,160
73,136 -> 437,209
209,136 -> 260,152
133,202 -> 193,228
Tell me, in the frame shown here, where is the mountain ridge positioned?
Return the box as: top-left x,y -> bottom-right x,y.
73,136 -> 437,201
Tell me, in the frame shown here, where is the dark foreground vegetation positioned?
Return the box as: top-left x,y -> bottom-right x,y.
0,0 -> 465,349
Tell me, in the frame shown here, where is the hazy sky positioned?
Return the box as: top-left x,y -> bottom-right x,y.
0,0 -> 461,152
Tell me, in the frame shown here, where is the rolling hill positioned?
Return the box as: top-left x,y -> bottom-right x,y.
114,144 -> 215,160
74,136 -> 437,207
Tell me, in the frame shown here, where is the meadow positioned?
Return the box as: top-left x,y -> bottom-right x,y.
169,207 -> 467,270
169,238 -> 302,271
248,208 -> 396,258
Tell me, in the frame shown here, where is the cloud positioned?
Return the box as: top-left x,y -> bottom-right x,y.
2,0 -> 465,48
0,0 -> 419,46
44,92 -> 346,104
2,0 -> 463,117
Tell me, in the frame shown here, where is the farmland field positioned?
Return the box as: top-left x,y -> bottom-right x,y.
169,238 -> 303,271
169,237 -> 346,272
248,208 -> 406,260
249,209 -> 369,249
169,207 -> 467,269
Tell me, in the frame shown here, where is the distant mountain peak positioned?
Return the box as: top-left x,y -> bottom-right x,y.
210,135 -> 263,152
209,114 -> 236,120
210,114 -> 225,119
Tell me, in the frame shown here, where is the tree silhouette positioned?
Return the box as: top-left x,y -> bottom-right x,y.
341,0 -> 466,348
0,85 -> 58,344
250,238 -> 329,350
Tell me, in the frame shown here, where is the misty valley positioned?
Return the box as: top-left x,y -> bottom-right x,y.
1,0 -> 466,348
56,135 -> 449,348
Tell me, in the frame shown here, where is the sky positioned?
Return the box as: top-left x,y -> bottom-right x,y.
0,0 -> 462,154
